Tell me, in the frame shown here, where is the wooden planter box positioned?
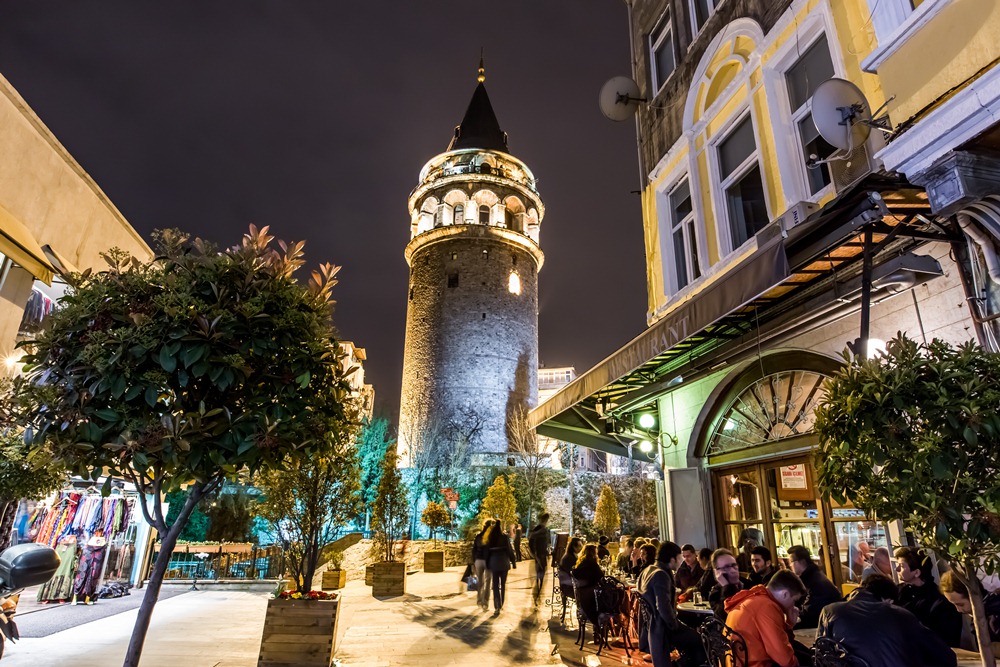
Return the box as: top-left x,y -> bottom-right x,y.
371,560 -> 406,597
423,550 -> 444,573
321,569 -> 347,590
364,564 -> 374,586
257,596 -> 340,667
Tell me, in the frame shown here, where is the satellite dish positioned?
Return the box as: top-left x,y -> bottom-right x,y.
599,76 -> 644,122
811,78 -> 872,151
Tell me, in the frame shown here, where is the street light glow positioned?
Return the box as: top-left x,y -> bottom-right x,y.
638,413 -> 655,429
638,439 -> 653,453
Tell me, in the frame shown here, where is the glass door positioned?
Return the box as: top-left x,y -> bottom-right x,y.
764,460 -> 827,574
715,466 -> 765,578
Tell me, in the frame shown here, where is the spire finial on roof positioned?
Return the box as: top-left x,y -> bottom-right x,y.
478,49 -> 486,83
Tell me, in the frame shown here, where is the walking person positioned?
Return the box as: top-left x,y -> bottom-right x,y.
527,513 -> 551,606
473,520 -> 494,610
513,523 -> 523,562
487,518 -> 516,614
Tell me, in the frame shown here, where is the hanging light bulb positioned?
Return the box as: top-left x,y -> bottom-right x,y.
638,439 -> 653,454
638,413 -> 656,429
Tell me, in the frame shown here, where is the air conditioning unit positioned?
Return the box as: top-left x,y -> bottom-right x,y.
776,200 -> 821,233
829,132 -> 886,193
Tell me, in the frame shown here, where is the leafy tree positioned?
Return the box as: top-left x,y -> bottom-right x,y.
421,500 -> 451,545
593,483 -> 621,539
507,405 -> 554,531
0,432 -> 66,551
204,486 -> 257,543
11,227 -> 351,667
356,415 -> 393,527
256,419 -> 361,592
164,490 -> 210,542
371,444 -> 409,562
814,335 -> 1000,666
480,474 -> 518,528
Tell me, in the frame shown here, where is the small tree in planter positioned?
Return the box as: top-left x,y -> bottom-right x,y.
593,483 -> 621,540
11,227 -> 351,667
256,413 -> 361,593
814,335 -> 1000,666
421,500 -> 450,573
370,443 -> 410,596
480,474 -> 518,528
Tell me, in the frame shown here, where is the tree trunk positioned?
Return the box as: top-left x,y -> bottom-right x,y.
965,561 -> 996,667
122,484 -> 207,667
0,500 -> 15,553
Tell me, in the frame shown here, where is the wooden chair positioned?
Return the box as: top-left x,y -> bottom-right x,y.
698,617 -> 748,667
813,636 -> 871,667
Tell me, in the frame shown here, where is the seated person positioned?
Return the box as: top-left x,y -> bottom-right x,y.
571,544 -> 604,624
695,548 -> 715,599
597,536 -> 611,561
559,537 -> 584,599
635,543 -> 657,579
638,542 -> 706,667
940,569 -> 1000,646
616,537 -> 635,574
735,527 -> 765,575
894,547 -> 962,647
725,570 -> 807,667
708,548 -> 750,622
788,545 -> 842,628
748,546 -> 777,587
861,546 -> 893,582
674,543 -> 703,592
818,574 -> 956,667
629,538 -> 647,577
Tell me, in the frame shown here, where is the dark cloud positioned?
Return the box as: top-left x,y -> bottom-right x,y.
0,0 -> 647,418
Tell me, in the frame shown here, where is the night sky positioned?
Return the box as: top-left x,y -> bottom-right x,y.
0,2 -> 646,418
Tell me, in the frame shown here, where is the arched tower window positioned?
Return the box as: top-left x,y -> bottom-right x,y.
453,205 -> 464,225
504,209 -> 513,229
479,205 -> 490,224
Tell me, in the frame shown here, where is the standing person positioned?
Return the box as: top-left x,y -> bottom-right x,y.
513,523 -> 523,562
527,513 -> 551,606
724,570 -> 807,667
894,547 -> 963,647
787,545 -> 842,628
735,527 -> 765,574
571,544 -> 604,627
486,519 -> 516,614
749,546 -> 777,586
637,541 -> 706,667
473,520 -> 494,610
674,544 -> 703,592
818,574 -> 957,667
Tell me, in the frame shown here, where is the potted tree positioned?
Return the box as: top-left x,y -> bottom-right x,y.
370,444 -> 410,597
593,483 -> 621,542
321,550 -> 347,590
11,227 -> 351,667
421,501 -> 450,573
814,335 -> 1000,666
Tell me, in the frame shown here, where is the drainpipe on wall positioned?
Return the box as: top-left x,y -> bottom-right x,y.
958,213 -> 1000,283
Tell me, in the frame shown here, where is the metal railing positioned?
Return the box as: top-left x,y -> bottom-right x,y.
153,544 -> 284,581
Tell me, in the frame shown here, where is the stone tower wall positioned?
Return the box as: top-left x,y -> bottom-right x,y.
399,226 -> 539,462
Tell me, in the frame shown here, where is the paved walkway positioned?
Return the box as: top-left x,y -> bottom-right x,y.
0,564 -> 636,667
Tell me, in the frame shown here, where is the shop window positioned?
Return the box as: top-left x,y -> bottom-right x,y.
453,205 -> 464,225
717,115 -> 768,250
663,178 -> 701,293
649,11 -> 675,93
785,34 -> 836,196
690,0 -> 719,34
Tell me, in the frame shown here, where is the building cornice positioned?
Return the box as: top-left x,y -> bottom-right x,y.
404,224 -> 544,270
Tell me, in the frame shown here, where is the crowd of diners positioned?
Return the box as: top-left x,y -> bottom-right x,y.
551,529 -> 1000,667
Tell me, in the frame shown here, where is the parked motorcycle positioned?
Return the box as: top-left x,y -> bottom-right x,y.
0,544 -> 60,659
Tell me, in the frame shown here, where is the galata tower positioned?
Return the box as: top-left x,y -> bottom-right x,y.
398,61 -> 544,467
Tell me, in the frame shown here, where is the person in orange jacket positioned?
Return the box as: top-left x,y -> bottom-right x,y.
724,570 -> 807,667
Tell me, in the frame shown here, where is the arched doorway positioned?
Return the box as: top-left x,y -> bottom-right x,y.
694,351 -> 887,588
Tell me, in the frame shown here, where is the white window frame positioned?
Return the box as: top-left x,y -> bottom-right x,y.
660,177 -> 702,295
649,11 -> 676,95
862,0 -> 954,72
761,5 -> 846,205
710,109 -> 769,257
689,0 -> 722,38
784,34 -> 837,201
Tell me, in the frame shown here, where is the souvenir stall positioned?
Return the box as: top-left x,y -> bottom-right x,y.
26,483 -> 150,604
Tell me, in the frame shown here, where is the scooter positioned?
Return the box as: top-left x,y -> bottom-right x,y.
0,544 -> 59,660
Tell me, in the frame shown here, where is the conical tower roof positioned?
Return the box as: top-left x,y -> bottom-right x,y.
447,58 -> 508,152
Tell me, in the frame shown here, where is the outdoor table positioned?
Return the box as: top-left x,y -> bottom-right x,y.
677,601 -> 714,615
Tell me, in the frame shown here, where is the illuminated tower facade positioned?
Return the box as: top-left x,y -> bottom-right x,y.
398,63 -> 544,466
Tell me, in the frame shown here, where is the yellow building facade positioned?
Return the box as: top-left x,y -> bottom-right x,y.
0,72 -> 152,363
534,0 -> 988,587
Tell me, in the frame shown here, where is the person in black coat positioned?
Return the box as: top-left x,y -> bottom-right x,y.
788,545 -> 843,628
558,537 -> 584,603
818,574 -> 956,667
638,542 -> 706,667
571,544 -> 604,625
486,522 -> 517,613
707,548 -> 751,622
894,547 -> 963,647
